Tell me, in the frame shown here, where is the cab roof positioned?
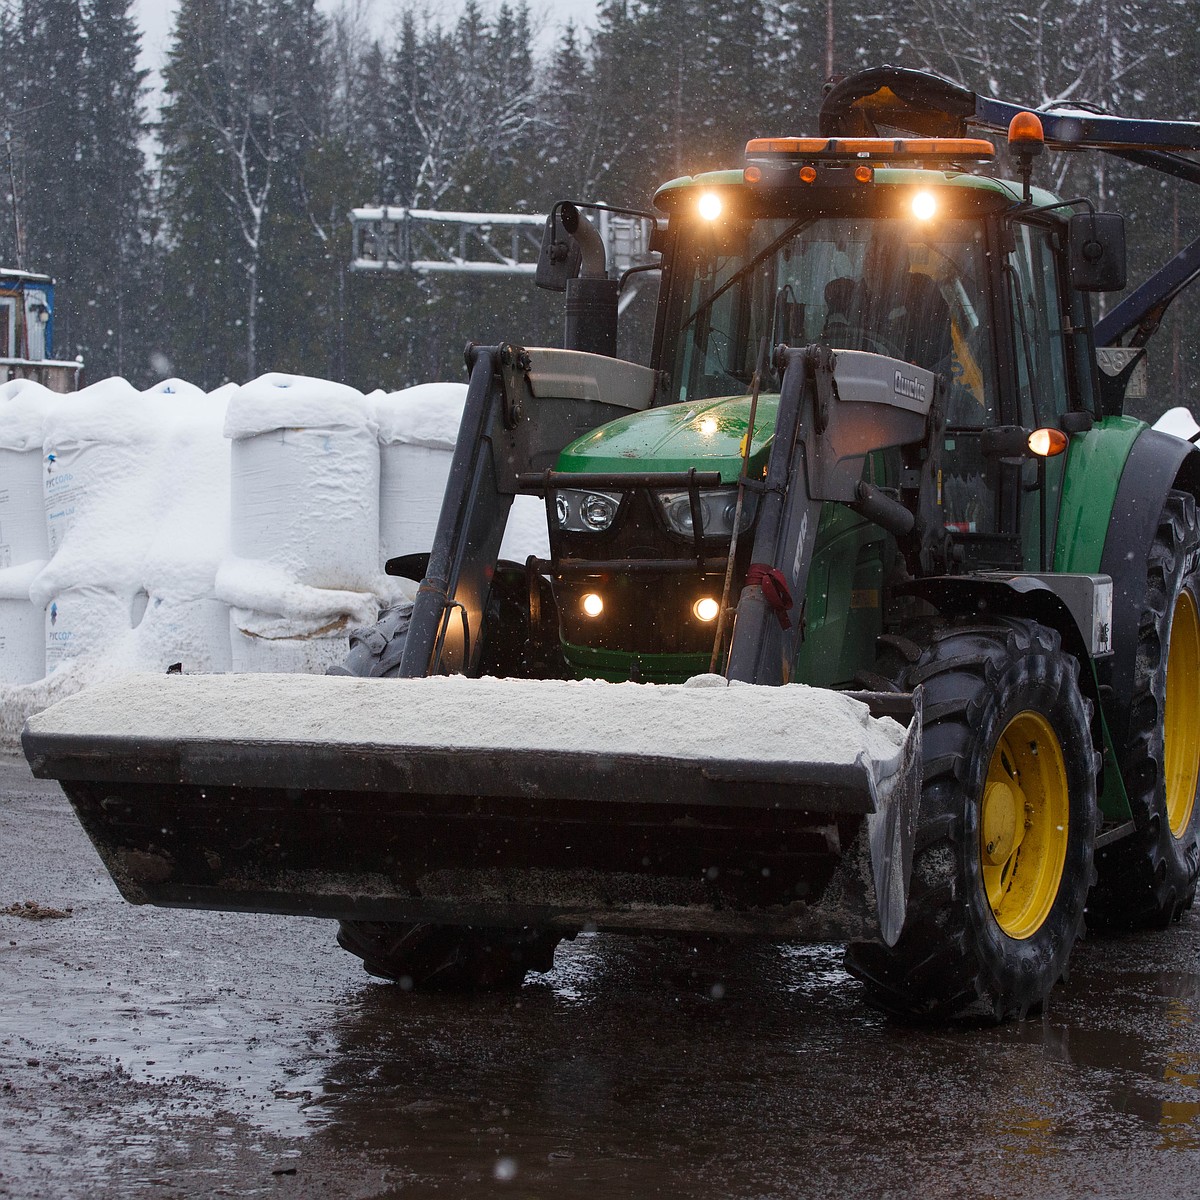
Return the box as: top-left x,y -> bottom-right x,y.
652,166 -> 1059,212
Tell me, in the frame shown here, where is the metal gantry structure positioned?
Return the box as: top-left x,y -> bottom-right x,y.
349,207 -> 655,279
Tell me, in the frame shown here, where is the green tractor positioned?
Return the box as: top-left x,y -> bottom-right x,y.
24,68 -> 1200,1020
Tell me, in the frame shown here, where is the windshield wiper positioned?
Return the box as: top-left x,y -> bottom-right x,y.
681,218 -> 813,331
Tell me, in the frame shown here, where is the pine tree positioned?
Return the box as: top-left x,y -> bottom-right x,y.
77,0 -> 151,380
17,0 -> 87,356
537,21 -> 599,199
0,2 -> 24,266
159,0 -> 248,385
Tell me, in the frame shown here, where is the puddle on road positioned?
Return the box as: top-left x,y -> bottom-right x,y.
261,928 -> 1200,1196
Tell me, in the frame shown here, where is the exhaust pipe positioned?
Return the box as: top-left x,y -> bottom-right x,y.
561,203 -> 619,357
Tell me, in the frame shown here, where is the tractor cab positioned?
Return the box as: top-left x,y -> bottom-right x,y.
641,132 -> 1123,577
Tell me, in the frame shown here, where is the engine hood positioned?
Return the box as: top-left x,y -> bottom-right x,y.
555,393 -> 778,484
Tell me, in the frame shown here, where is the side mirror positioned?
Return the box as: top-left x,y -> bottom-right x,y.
535,207 -> 582,292
1068,212 -> 1126,292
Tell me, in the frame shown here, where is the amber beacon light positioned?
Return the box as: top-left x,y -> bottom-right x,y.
1007,111 -> 1046,155
1008,111 -> 1045,201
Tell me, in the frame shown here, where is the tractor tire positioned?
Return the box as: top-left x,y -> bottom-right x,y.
845,617 -> 1099,1021
336,920 -> 561,991
327,600 -> 413,678
1090,489 -> 1200,928
329,597 -> 563,990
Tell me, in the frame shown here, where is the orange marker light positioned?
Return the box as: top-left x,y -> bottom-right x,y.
744,136 -> 995,161
854,165 -> 874,183
743,165 -> 762,184
799,165 -> 817,183
1027,427 -> 1068,457
1008,111 -> 1045,156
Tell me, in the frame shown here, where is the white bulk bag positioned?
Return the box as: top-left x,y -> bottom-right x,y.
44,585 -> 131,673
225,373 -> 380,589
376,383 -> 466,565
0,561 -> 46,684
0,379 -> 57,568
375,381 -> 549,567
135,386 -> 233,673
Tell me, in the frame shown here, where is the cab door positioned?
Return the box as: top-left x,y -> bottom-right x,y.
1005,220 -> 1080,570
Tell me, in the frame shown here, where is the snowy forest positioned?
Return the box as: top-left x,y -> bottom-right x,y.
2,0 -> 1199,412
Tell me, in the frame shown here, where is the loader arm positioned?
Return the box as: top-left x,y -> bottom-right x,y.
401,344 -> 659,676
726,346 -> 939,684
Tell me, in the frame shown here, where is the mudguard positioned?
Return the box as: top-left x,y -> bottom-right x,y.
1099,427 -> 1200,753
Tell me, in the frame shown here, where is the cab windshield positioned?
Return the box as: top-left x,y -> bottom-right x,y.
670,212 -> 997,427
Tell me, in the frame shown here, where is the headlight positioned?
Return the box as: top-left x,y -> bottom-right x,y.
554,489 -> 623,533
656,488 -> 757,539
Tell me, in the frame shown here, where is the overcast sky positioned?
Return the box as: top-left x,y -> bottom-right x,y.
134,0 -> 601,87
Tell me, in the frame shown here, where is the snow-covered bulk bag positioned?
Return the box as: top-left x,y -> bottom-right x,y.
0,380 -> 57,683
0,379 -> 56,568
0,447 -> 50,567
0,561 -> 46,684
375,382 -> 549,568
376,383 -> 465,564
133,383 -> 233,673
32,378 -> 168,670
41,377 -> 152,558
43,585 -> 132,674
224,373 -> 381,589
218,374 -> 398,673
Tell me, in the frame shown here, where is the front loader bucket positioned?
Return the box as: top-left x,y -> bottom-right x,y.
23,673 -> 922,945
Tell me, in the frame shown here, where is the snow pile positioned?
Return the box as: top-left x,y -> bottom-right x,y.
219,373 -> 406,673
30,672 -> 909,773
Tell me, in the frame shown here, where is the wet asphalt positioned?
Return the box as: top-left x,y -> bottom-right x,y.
2,754 -> 1199,1199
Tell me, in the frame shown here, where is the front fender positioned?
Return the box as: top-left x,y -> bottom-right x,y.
1096,426 -> 1200,754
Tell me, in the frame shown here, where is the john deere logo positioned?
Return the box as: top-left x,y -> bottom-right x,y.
894,371 -> 927,404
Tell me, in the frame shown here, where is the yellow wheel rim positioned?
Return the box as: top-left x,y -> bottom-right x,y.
980,711 -> 1070,940
1164,589 -> 1200,839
